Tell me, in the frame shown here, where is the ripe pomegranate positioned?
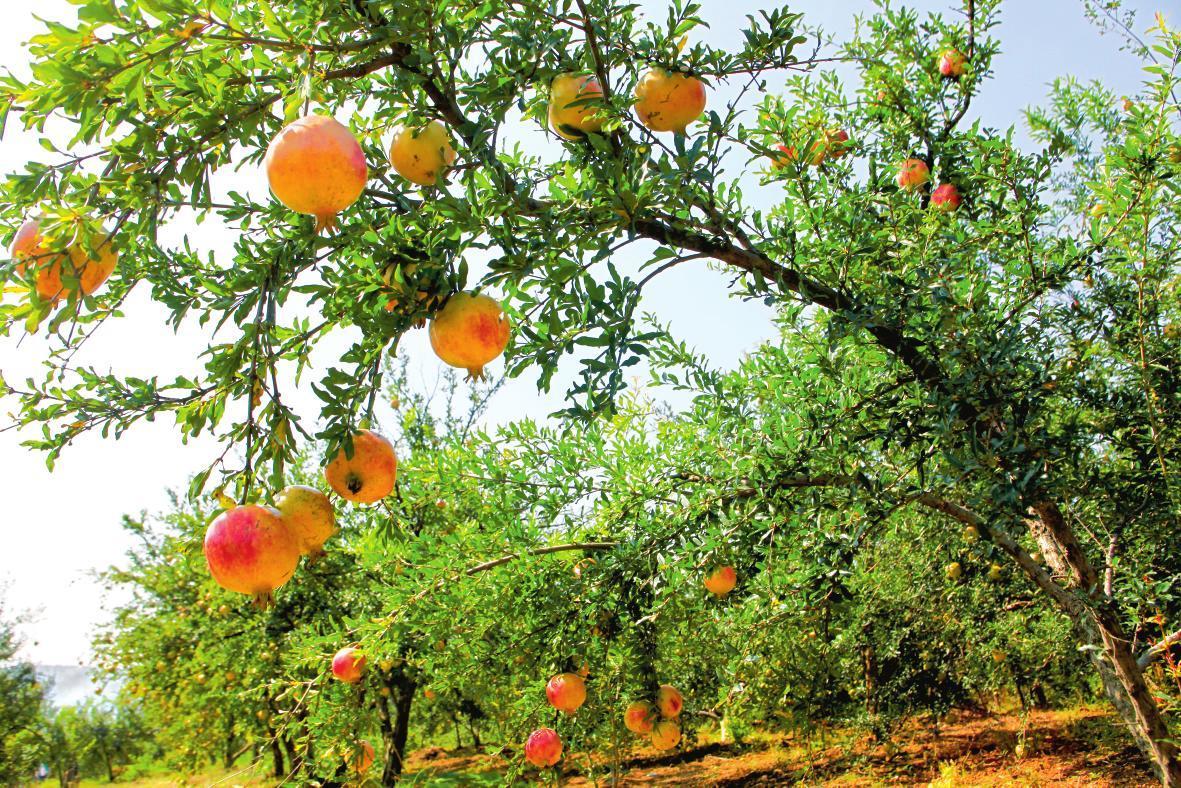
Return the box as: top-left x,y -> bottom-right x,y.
203,505 -> 300,608
703,566 -> 737,597
428,292 -> 511,381
11,219 -> 118,303
931,183 -> 962,212
549,73 -> 605,139
423,687 -> 437,700
823,129 -> 851,160
656,684 -> 683,718
771,143 -> 799,169
545,673 -> 587,714
896,158 -> 931,191
381,261 -> 434,318
349,740 -> 375,774
331,647 -> 366,683
274,485 -> 337,558
649,719 -> 682,750
634,68 -> 707,134
524,728 -> 563,768
264,115 -> 367,233
945,561 -> 963,581
939,49 -> 967,79
389,120 -> 456,186
324,430 -> 397,504
624,700 -> 658,734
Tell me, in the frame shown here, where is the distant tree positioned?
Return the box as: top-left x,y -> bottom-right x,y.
0,590 -> 46,785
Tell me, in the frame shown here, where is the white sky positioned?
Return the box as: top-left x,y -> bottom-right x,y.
0,0 -> 1162,666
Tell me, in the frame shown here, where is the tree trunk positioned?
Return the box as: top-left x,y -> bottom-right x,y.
1029,501 -> 1181,785
267,731 -> 285,779
378,671 -> 417,785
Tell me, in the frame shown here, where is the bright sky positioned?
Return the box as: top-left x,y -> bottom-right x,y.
0,0 -> 1162,666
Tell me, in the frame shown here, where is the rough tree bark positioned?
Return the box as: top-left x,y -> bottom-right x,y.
1028,501 -> 1181,786
376,669 -> 417,785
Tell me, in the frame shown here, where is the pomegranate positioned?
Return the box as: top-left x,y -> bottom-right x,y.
11,219 -> 118,304
274,485 -> 337,558
545,673 -> 587,714
203,505 -> 300,608
524,728 -> 563,768
381,260 -> 434,317
423,687 -> 437,700
324,430 -> 397,504
349,740 -> 375,774
931,183 -> 962,212
634,69 -> 707,134
896,158 -> 930,191
389,120 -> 456,186
264,114 -> 367,233
703,566 -> 737,597
549,73 -> 605,139
331,647 -> 366,683
649,719 -> 681,750
939,49 -> 967,79
823,129 -> 851,160
624,700 -> 658,734
656,684 -> 683,718
428,292 -> 511,381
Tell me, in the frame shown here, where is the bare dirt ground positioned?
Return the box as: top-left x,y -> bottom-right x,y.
402,706 -> 1155,786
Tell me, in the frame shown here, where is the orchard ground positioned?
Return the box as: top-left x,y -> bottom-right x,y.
75,706 -> 1152,786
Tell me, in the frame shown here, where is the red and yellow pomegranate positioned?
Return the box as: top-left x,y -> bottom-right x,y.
349,740 -> 375,774
939,48 -> 968,79
549,73 -> 605,139
822,129 -> 851,160
203,505 -> 300,608
656,684 -> 683,718
931,183 -> 962,212
545,673 -> 587,714
649,719 -> 681,750
634,69 -> 707,134
389,120 -> 456,186
11,219 -> 118,303
524,728 -> 563,768
274,485 -> 337,558
324,430 -> 397,504
896,158 -> 931,191
624,700 -> 658,734
428,292 -> 511,381
703,565 -> 737,597
331,647 -> 366,683
264,114 -> 368,233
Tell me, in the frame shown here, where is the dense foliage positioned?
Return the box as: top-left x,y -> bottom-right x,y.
2,0 -> 1180,784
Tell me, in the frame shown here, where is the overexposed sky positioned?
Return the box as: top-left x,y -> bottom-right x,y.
0,0 -> 1162,666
